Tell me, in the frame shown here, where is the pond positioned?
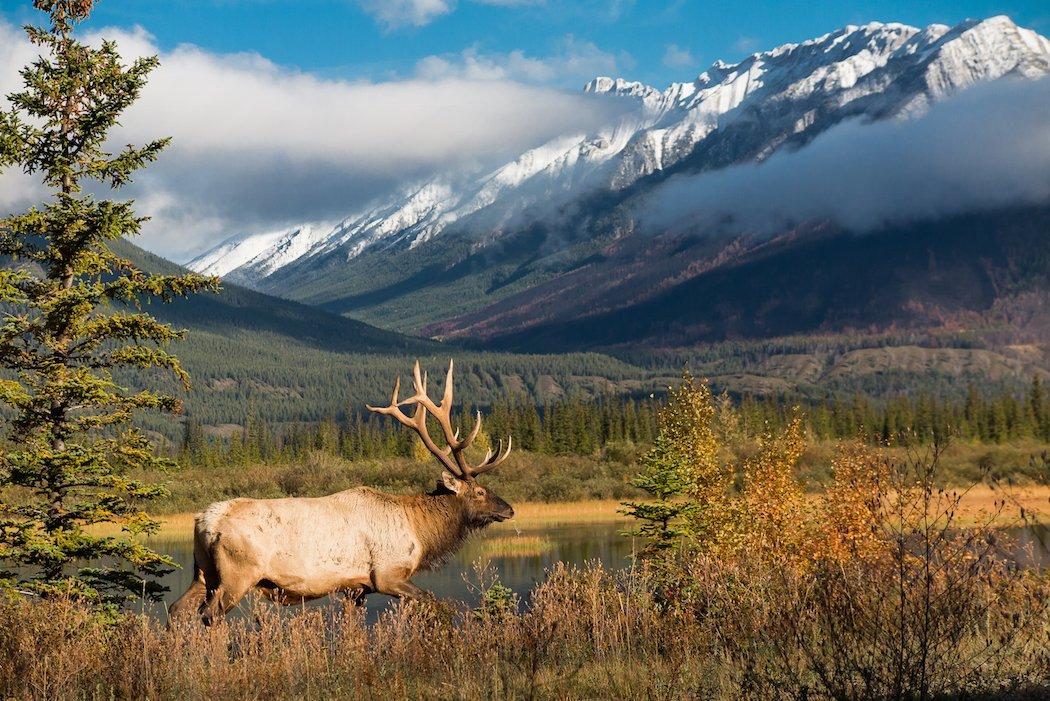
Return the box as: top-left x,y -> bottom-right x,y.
135,522 -> 1050,621
142,522 -> 640,621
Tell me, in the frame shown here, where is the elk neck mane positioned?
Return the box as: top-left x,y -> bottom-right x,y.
358,487 -> 476,570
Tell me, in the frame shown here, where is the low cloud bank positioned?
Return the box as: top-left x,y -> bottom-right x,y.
0,20 -> 627,261
641,77 -> 1050,236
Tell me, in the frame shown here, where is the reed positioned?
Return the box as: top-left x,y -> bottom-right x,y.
463,535 -> 556,560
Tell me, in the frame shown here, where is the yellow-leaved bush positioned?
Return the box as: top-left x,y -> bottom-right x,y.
627,372 -> 892,570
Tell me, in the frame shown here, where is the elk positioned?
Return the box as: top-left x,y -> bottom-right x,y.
168,360 -> 514,623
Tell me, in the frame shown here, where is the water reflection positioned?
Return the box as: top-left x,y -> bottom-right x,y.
1007,524 -> 1050,568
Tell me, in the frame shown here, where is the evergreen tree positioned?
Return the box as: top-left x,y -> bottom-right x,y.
620,434 -> 696,557
1030,376 -> 1048,440
181,416 -> 206,461
0,0 -> 217,606
315,418 -> 339,455
622,373 -> 733,558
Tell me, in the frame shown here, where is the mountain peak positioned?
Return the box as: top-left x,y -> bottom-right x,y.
584,76 -> 659,99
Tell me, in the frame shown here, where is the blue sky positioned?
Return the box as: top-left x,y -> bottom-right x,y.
1,0 -> 1047,88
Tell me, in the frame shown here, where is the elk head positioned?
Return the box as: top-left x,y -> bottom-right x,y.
367,360 -> 515,527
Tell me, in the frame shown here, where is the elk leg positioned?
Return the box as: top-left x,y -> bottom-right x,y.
373,567 -> 431,600
201,578 -> 254,624
168,570 -> 207,622
343,585 -> 370,605
200,546 -> 256,624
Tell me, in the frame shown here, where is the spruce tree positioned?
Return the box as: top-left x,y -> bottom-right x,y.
622,373 -> 731,557
620,433 -> 696,557
0,0 -> 218,607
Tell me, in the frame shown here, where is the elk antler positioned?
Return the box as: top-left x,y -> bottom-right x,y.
366,374 -> 464,477
367,360 -> 512,480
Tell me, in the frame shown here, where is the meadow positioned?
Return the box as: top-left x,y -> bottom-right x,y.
136,437 -> 1050,516
4,529 -> 1048,700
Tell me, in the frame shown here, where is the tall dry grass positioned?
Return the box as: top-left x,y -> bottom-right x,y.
0,543 -> 1047,700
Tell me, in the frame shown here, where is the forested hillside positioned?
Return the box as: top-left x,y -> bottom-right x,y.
182,377 -> 1050,470
111,240 -> 670,441
104,239 -> 1050,445
112,239 -> 434,355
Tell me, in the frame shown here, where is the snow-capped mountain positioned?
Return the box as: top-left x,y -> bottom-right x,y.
188,225 -> 328,278
190,16 -> 1050,297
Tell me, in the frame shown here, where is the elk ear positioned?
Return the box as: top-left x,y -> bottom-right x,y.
441,471 -> 468,495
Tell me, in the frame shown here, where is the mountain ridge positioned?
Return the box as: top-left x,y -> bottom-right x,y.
112,239 -> 436,355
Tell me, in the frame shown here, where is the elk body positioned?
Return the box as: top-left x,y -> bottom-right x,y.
169,360 -> 514,623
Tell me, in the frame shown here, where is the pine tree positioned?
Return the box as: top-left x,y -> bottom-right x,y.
181,416 -> 206,461
0,1 -> 218,607
315,418 -> 340,455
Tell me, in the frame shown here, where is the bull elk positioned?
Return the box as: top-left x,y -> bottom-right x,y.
169,360 -> 514,623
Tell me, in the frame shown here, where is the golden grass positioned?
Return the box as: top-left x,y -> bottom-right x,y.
939,483 -> 1050,527
462,535 -> 556,560
799,485 -> 1050,528
492,499 -> 627,529
2,550 -> 1048,700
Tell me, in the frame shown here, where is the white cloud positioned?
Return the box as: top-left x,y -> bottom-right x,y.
732,36 -> 759,54
642,77 -> 1050,236
662,43 -> 696,69
0,18 -> 627,261
356,0 -> 544,28
357,0 -> 454,30
415,36 -> 623,87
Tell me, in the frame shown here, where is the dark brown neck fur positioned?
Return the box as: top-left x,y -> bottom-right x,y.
401,493 -> 479,570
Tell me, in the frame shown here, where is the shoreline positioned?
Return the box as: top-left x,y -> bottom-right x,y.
99,486 -> 1050,543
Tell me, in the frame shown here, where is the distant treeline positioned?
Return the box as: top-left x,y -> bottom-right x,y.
753,377 -> 1050,445
180,395 -> 661,468
177,377 -> 1050,467
131,327 -> 1041,445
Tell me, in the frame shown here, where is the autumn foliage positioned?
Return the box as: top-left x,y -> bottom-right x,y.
624,372 -> 893,570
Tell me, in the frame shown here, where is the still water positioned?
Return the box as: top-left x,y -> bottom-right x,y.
142,522 -> 639,621
137,523 -> 1048,621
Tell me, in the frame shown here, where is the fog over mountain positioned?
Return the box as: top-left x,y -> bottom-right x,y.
5,11 -> 1049,352
187,16 -> 1050,289
641,76 -> 1050,237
